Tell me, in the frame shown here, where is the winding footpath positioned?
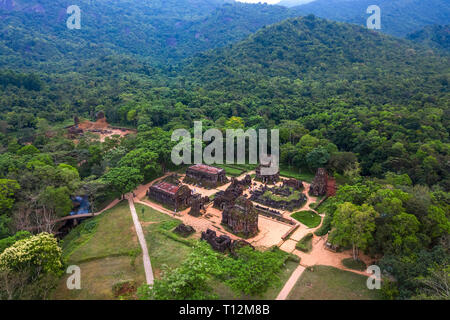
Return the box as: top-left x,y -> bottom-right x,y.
127,196 -> 154,286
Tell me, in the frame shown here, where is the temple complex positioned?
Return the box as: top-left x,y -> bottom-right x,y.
184,164 -> 228,187
147,182 -> 193,210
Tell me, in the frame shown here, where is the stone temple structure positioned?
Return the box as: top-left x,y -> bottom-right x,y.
222,196 -> 259,238
148,182 -> 192,210
283,178 -> 304,190
213,178 -> 244,210
188,194 -> 209,217
201,229 -> 232,253
309,168 -> 328,196
184,164 -> 228,187
255,163 -> 280,184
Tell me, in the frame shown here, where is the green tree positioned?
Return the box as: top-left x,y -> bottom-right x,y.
39,186 -> 72,218
0,179 -> 20,237
306,146 -> 330,170
102,166 -> 143,196
0,233 -> 63,276
330,202 -> 378,260
218,246 -> 288,297
138,242 -> 220,300
118,148 -> 160,181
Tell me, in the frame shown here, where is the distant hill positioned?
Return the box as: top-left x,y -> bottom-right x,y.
407,25 -> 450,51
182,15 -> 449,111
277,0 -> 316,7
0,0 -> 297,70
291,0 -> 450,37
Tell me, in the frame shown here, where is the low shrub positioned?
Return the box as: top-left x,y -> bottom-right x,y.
296,233 -> 313,252
342,258 -> 367,271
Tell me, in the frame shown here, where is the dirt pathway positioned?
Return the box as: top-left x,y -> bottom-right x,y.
276,265 -> 306,300
127,196 -> 154,286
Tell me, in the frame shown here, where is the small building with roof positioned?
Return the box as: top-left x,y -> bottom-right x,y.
184,164 -> 228,187
147,181 -> 193,210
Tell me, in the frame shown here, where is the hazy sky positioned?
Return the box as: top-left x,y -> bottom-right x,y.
235,0 -> 317,4
235,0 -> 281,3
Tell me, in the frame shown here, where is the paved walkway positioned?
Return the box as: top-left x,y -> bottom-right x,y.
276,265 -> 306,300
127,196 -> 154,286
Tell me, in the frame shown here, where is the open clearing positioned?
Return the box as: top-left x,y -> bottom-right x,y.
287,265 -> 382,300
136,204 -> 194,278
52,201 -> 145,300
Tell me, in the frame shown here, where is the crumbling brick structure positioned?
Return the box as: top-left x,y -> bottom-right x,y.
174,224 -> 195,237
213,179 -> 244,210
189,194 -> 209,217
255,163 -> 280,184
201,229 -> 232,252
184,164 -> 228,187
222,196 -> 259,237
283,178 -> 304,190
309,168 -> 328,196
148,182 -> 192,211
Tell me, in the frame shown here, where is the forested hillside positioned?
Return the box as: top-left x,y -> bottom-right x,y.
292,0 -> 450,36
0,0 -> 297,69
407,25 -> 450,52
181,16 -> 449,188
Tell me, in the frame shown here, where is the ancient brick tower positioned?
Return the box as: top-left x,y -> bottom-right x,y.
309,168 -> 328,196
221,196 -> 259,237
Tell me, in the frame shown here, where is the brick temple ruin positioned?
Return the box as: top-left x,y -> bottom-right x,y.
201,229 -> 255,254
222,196 -> 259,238
184,164 -> 228,187
282,178 -> 304,190
147,181 -> 193,211
66,111 -> 134,141
255,163 -> 280,184
309,168 -> 328,196
213,177 -> 246,210
188,194 -> 210,217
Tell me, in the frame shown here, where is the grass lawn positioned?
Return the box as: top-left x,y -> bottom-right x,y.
65,201 -> 140,263
287,265 -> 382,300
263,189 -> 302,202
215,164 -> 244,177
136,204 -> 194,278
212,259 -> 299,300
291,211 -> 322,228
53,201 -> 145,300
279,166 -> 315,182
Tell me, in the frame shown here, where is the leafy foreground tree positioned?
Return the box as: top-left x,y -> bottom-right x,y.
137,242 -> 221,300
0,233 -> 64,300
102,166 -> 144,197
137,242 -> 292,300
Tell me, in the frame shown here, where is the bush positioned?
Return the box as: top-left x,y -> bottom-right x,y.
315,214 -> 332,236
342,258 -> 367,271
0,231 -> 32,254
296,233 -> 313,252
112,280 -> 137,299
